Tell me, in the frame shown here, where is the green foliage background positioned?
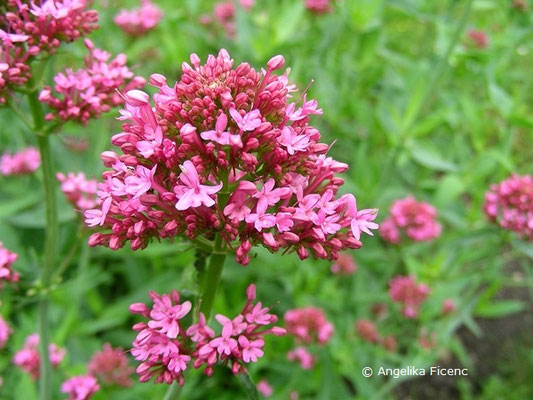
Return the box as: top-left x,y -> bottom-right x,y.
0,0 -> 532,399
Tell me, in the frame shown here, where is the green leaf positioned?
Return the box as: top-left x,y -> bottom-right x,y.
475,300 -> 525,318
409,142 -> 459,172
236,371 -> 260,400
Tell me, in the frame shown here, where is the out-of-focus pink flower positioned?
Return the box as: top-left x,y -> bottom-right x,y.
442,299 -> 456,315
389,276 -> 430,318
0,316 -> 11,349
13,333 -> 65,379
57,172 -> 98,211
130,284 -> 284,385
290,390 -> 300,400
512,0 -> 528,11
355,319 -> 378,343
257,379 -> 273,397
379,335 -> 397,352
84,50 -> 377,262
467,29 -> 489,49
287,346 -> 315,369
330,252 -> 356,275
371,303 -> 387,320
61,136 -> 90,153
61,375 -> 100,400
305,0 -> 332,14
284,307 -> 333,344
0,242 -> 19,287
380,196 -> 441,243
0,147 -> 40,176
419,329 -> 437,350
483,174 -> 533,241
88,343 -> 133,387
212,0 -> 254,37
39,39 -> 145,125
114,0 -> 163,36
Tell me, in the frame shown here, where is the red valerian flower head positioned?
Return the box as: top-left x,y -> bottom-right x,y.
379,196 -> 441,243
0,242 -> 19,287
388,275 -> 430,318
13,333 -> 65,379
39,39 -> 146,125
355,319 -> 379,343
88,343 -> 133,387
129,284 -> 284,386
84,49 -> 378,264
305,0 -> 332,14
61,375 -> 100,400
114,0 -> 163,37
284,307 -> 333,344
483,174 -> 533,240
57,172 -> 98,211
0,147 -> 40,176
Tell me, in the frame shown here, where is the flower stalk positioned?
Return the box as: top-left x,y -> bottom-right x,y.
29,84 -> 58,400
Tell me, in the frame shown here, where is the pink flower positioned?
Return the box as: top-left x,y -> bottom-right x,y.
356,319 -> 379,343
88,343 -> 133,387
256,379 -> 273,397
0,242 -> 19,287
13,334 -> 65,380
483,174 -> 533,240
201,113 -> 242,147
284,307 -> 333,344
467,29 -> 489,49
57,172 -> 98,211
305,0 -> 332,14
61,375 -> 100,400
114,0 -> 163,36
442,299 -> 456,315
39,39 -> 145,125
389,276 -> 430,318
287,346 -> 315,369
229,108 -> 262,132
0,316 -> 11,348
380,196 -> 441,243
130,284 -> 284,385
85,49 -> 377,262
330,253 -> 356,275
174,161 -> 223,210
0,147 -> 40,176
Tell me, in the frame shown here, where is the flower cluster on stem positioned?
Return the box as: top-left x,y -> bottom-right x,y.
129,284 -> 285,386
114,0 -> 163,37
0,242 -> 19,286
88,343 -> 133,387
483,174 -> 533,240
0,147 -> 40,176
379,196 -> 441,244
57,172 -> 98,211
13,333 -> 65,379
388,275 -> 430,318
84,49 -> 378,265
61,375 -> 100,400
39,39 -> 146,124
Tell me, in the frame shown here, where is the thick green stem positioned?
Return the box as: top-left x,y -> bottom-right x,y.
29,86 -> 57,400
163,381 -> 181,400
199,237 -> 227,319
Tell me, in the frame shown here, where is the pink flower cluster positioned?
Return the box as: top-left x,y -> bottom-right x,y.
13,333 -> 66,379
484,174 -> 533,240
0,316 -> 11,348
379,196 -> 441,244
354,319 -> 396,351
3,0 -> 98,54
388,275 -> 430,318
284,307 -> 333,344
212,0 -> 254,37
287,346 -> 315,369
84,50 -> 378,265
61,375 -> 100,400
129,284 -> 285,385
330,252 -> 356,275
114,0 -> 163,36
0,29 -> 35,104
39,39 -> 145,124
0,147 -> 40,176
467,29 -> 489,49
256,379 -> 273,397
88,343 -> 133,387
57,172 -> 98,211
305,0 -> 332,14
0,0 -> 97,101
0,242 -> 19,287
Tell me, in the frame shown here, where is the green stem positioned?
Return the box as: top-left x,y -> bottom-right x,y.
163,382 -> 181,400
29,85 -> 57,400
199,236 -> 227,319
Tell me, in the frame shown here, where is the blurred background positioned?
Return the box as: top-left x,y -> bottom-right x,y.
0,0 -> 532,399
